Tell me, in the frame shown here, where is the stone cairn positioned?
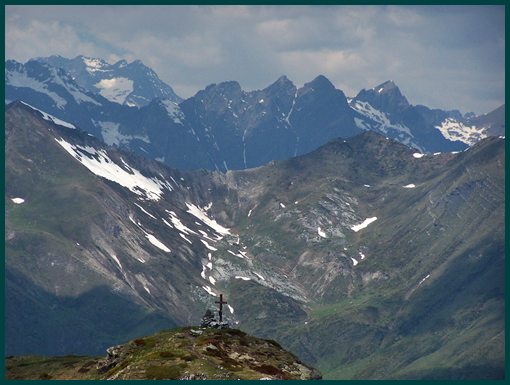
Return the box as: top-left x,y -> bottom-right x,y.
200,309 -> 229,329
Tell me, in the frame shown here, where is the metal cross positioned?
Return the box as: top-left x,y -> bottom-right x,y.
215,294 -> 227,323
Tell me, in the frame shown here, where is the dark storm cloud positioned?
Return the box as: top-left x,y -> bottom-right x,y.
5,5 -> 504,114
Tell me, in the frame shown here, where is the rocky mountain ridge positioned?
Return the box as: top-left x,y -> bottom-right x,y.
6,56 -> 504,172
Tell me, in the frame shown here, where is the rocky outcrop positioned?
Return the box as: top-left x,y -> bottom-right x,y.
96,345 -> 128,374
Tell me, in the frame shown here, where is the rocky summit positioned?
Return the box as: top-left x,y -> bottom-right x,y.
6,327 -> 322,380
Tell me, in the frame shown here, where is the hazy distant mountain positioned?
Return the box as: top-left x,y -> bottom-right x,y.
5,56 -> 504,173
37,55 -> 182,107
349,80 -> 496,152
465,104 -> 505,137
6,101 -> 504,379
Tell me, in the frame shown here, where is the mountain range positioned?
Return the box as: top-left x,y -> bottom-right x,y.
6,55 -> 505,172
5,100 -> 504,379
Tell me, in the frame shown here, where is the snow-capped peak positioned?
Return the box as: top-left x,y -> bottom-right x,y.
81,56 -> 109,73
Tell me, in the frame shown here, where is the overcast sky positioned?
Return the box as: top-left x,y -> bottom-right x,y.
6,5 -> 505,114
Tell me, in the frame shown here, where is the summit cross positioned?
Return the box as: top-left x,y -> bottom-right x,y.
215,294 -> 227,323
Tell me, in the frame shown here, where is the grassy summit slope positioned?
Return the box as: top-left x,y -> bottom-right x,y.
6,327 -> 321,380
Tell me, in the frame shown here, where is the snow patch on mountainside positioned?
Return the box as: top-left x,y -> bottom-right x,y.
95,77 -> 134,104
284,90 -> 297,125
66,85 -> 101,106
350,100 -> 412,136
7,71 -> 67,108
160,99 -> 185,124
54,138 -> 171,200
200,239 -> 218,251
185,202 -> 231,236
95,120 -> 149,146
199,230 -> 217,243
351,217 -> 378,232
166,211 -> 197,235
202,285 -> 216,296
145,233 -> 171,253
435,118 -> 487,145
179,233 -> 193,244
350,99 -> 424,150
417,274 -> 431,288
354,117 -> 370,130
133,203 -> 157,219
110,254 -> 123,270
227,250 -> 246,259
43,65 -> 101,106
20,102 -> 75,129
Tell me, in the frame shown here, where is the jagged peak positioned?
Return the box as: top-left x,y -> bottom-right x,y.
355,79 -> 409,113
129,59 -> 146,67
265,75 -> 296,92
25,58 -> 49,66
274,75 -> 292,85
34,54 -> 65,63
372,80 -> 398,93
5,58 -> 23,67
204,80 -> 242,93
306,74 -> 335,90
